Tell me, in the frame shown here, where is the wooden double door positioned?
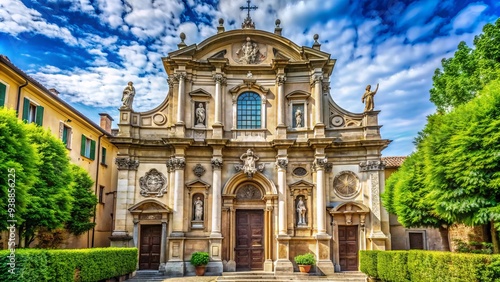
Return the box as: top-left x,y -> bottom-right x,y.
338,225 -> 359,271
235,210 -> 264,270
139,225 -> 161,270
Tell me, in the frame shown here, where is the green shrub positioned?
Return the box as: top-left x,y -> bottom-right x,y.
377,251 -> 409,282
190,251 -> 210,266
359,250 -> 380,278
0,248 -> 137,282
294,253 -> 316,265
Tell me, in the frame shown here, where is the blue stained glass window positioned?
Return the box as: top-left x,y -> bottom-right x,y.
237,92 -> 261,129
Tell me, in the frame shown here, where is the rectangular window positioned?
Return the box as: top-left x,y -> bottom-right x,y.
59,122 -> 72,149
101,147 -> 107,165
80,135 -> 96,160
0,82 -> 6,107
99,186 -> 105,204
22,98 -> 44,126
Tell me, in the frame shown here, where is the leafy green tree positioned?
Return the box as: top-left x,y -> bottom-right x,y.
425,79 -> 500,252
66,164 -> 97,236
19,123 -> 73,247
382,151 -> 451,250
430,18 -> 500,113
0,109 -> 38,230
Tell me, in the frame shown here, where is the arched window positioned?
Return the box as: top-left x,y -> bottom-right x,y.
237,92 -> 261,129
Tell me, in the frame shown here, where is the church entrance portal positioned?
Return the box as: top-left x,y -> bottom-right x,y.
139,225 -> 161,270
338,225 -> 359,271
235,210 -> 264,270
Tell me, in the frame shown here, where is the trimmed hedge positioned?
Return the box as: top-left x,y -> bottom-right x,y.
360,250 -> 380,278
0,247 -> 137,282
360,250 -> 500,282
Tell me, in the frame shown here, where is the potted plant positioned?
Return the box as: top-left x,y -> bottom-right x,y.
190,251 -> 210,276
294,253 -> 316,273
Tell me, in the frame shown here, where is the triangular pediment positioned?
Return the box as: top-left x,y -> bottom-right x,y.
289,180 -> 314,188
129,199 -> 171,213
186,179 -> 211,189
189,88 -> 212,98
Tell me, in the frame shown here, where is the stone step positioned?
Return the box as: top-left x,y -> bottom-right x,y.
125,270 -> 169,282
217,271 -> 366,282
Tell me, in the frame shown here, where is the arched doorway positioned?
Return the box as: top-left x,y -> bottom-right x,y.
221,172 -> 277,272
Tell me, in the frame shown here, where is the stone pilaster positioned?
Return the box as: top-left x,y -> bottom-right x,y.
167,157 -> 186,235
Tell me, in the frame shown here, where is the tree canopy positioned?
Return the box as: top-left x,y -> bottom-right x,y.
66,164 -> 97,236
384,18 -> 500,252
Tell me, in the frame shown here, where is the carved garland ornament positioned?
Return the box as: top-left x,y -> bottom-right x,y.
139,169 -> 167,197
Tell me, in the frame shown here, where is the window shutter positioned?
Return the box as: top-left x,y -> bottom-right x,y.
59,122 -> 64,140
90,140 -> 96,160
35,105 -> 44,126
101,147 -> 107,164
80,135 -> 86,156
0,83 -> 6,107
62,126 -> 68,145
22,98 -> 30,122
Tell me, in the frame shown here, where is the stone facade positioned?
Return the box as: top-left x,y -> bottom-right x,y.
110,17 -> 390,275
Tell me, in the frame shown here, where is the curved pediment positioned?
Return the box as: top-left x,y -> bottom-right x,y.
129,199 -> 171,213
165,29 -> 334,72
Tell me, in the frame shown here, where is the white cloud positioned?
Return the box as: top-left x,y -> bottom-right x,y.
452,3 -> 488,32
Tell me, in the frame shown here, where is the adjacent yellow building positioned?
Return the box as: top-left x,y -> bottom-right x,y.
0,55 -> 117,248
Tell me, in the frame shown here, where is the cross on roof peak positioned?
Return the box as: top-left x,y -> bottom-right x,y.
240,0 -> 258,29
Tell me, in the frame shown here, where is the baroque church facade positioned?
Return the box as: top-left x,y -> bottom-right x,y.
110,13 -> 390,276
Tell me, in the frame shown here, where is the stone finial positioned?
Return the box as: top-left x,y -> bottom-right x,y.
274,19 -> 282,36
312,34 -> 321,50
217,18 -> 225,33
178,32 -> 187,49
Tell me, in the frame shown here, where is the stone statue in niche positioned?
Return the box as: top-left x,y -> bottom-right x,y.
193,196 -> 203,220
195,103 -> 205,125
296,196 -> 307,225
121,81 -> 135,110
295,108 -> 302,128
361,83 -> 379,112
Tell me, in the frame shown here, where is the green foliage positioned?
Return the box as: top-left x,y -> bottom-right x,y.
21,123 -> 74,246
360,251 -> 500,282
359,250 -> 380,278
190,251 -> 210,266
0,248 -> 137,282
66,164 -> 97,236
430,18 -> 500,112
0,108 -> 38,230
293,253 -> 316,265
453,239 -> 493,254
377,251 -> 409,282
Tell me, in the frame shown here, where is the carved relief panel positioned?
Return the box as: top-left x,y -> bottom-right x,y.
139,169 -> 167,197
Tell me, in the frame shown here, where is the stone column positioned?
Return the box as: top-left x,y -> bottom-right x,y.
175,72 -> 186,124
359,160 -> 388,249
276,159 -> 288,235
211,158 -> 223,236
168,157 -> 186,235
276,75 -> 286,126
212,74 -> 226,138
313,157 -> 334,275
132,219 -> 139,247
159,219 -> 168,272
312,74 -> 323,125
110,157 -> 138,247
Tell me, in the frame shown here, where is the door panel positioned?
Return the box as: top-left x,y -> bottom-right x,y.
338,226 -> 358,271
139,225 -> 162,270
235,210 -> 264,270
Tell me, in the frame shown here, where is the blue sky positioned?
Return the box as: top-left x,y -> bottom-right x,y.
1,0 -> 499,156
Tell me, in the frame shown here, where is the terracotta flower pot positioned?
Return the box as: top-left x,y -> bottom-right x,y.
298,265 -> 311,273
195,265 -> 206,276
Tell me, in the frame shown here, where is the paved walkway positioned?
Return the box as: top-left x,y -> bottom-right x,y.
160,277 -> 219,282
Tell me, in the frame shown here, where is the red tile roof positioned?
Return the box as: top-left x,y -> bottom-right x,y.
382,156 -> 407,168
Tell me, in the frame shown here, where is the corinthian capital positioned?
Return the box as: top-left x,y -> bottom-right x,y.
213,74 -> 227,85
322,82 -> 330,94
211,158 -> 223,170
312,157 -> 328,171
310,74 -> 323,86
275,158 -> 288,170
166,157 -> 186,170
115,157 -> 139,170
173,72 -> 186,81
276,75 -> 286,86
359,160 -> 385,172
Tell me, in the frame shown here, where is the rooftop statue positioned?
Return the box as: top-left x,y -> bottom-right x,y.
361,83 -> 379,112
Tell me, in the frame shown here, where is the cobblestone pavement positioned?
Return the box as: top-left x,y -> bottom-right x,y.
161,276 -> 219,282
